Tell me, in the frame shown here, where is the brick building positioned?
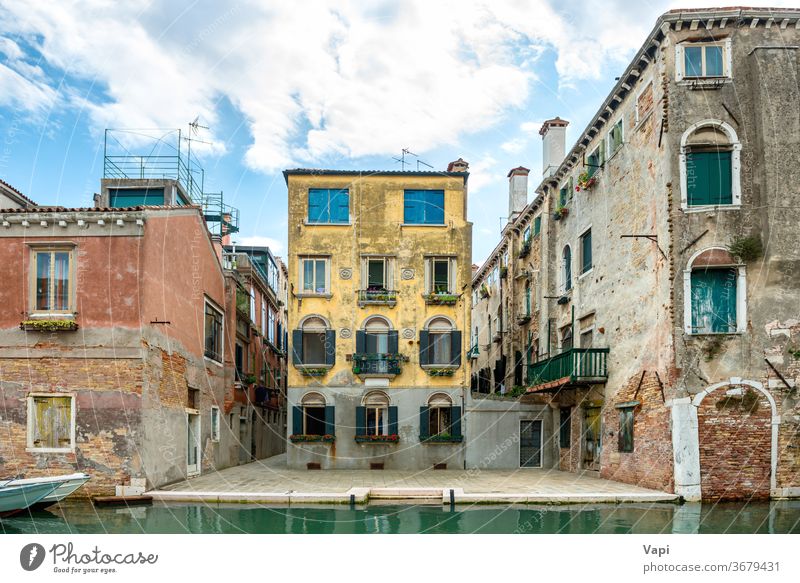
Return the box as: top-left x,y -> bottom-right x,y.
472,7 -> 800,500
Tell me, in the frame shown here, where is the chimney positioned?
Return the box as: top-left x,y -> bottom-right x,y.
447,158 -> 469,172
540,117 -> 569,178
507,166 -> 529,219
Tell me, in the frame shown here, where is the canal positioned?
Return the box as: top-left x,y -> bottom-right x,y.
2,501 -> 800,534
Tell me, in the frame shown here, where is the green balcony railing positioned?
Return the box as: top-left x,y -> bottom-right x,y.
352,353 -> 402,376
527,347 -> 609,388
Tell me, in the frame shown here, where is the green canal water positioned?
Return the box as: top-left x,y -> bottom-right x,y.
2,501 -> 799,534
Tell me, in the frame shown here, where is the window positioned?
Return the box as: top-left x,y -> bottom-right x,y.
235,342 -> 246,379
618,407 -> 634,452
292,316 -> 335,366
420,393 -> 462,440
187,387 -> 200,409
523,225 -> 531,242
524,282 -> 531,316
681,42 -> 726,79
560,325 -> 573,351
27,394 -> 74,451
299,256 -> 329,294
261,303 -> 267,337
680,121 -> 740,209
685,248 -> 744,335
580,328 -> 594,348
425,257 -> 455,294
559,407 -> 571,449
533,215 -> 541,237
635,81 -> 654,123
108,187 -> 165,207
268,309 -> 275,344
293,392 -> 332,436
420,317 -> 461,367
361,256 -> 394,291
357,391 -> 393,436
607,118 -> 623,157
562,245 -> 572,291
356,316 -> 397,356
559,185 -> 568,207
210,406 -> 220,442
32,248 -> 73,313
404,190 -> 444,225
204,300 -> 223,363
586,142 -> 604,178
308,188 -> 349,223
249,288 -> 256,322
580,229 -> 592,274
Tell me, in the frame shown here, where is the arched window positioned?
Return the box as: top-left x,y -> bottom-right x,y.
361,391 -> 390,436
297,391 -> 328,436
421,316 -> 460,367
362,316 -> 391,354
563,246 -> 572,291
293,315 -> 333,366
684,248 -> 745,334
421,393 -> 462,441
680,120 -> 741,208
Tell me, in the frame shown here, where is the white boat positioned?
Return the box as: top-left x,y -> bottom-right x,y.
0,482 -> 63,517
0,473 -> 90,510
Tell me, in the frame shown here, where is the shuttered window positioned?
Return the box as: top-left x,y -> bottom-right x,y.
204,301 -> 223,362
29,395 -> 73,450
559,407 -> 571,449
580,229 -> 592,274
404,190 -> 445,225
690,268 -> 737,333
618,408 -> 634,452
308,188 -> 349,223
533,216 -> 541,237
686,151 -> 732,206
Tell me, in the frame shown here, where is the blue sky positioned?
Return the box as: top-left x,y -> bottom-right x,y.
0,0 -> 793,262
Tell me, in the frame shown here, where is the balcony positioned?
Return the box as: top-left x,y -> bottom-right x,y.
526,348 -> 609,392
357,289 -> 397,307
352,353 -> 403,378
518,239 -> 531,259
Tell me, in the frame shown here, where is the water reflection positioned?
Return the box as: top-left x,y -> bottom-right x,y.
2,500 -> 799,534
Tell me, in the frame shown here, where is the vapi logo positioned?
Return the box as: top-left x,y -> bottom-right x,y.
19,543 -> 46,571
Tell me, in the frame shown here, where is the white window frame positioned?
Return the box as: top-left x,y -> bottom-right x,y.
28,244 -> 77,318
210,406 -> 220,442
298,256 -> 331,296
26,393 -> 76,453
204,297 -> 224,366
675,38 -> 732,82
678,119 -> 742,212
268,308 -> 275,344
261,302 -> 267,336
425,256 -> 456,294
682,247 -> 746,335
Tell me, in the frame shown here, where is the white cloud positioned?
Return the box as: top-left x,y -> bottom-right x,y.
500,138 -> 527,154
234,235 -> 284,255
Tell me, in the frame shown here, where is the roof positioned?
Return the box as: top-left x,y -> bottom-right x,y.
534,6 -> 800,194
282,168 -> 469,185
0,204 -> 202,215
0,178 -> 37,206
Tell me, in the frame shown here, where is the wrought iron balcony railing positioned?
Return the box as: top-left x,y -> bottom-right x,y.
352,353 -> 403,377
527,347 -> 609,390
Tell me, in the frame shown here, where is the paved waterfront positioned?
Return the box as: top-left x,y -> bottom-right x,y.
153,454 -> 678,504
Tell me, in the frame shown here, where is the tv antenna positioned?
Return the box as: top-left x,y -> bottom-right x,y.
183,116 -> 211,200
392,148 -> 433,171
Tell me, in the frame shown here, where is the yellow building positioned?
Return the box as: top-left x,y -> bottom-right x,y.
284,161 -> 472,469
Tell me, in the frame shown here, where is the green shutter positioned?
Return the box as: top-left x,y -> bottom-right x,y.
450,330 -> 461,367
355,330 -> 366,354
293,406 -> 303,435
324,330 -> 336,365
419,330 -> 430,365
450,406 -> 462,438
581,230 -> 592,274
291,330 -> 303,365
533,216 -> 541,237
388,406 -> 398,436
388,330 -> 399,354
324,406 -> 335,436
355,406 -> 366,436
690,268 -> 737,333
687,151 -> 732,206
419,406 -> 430,439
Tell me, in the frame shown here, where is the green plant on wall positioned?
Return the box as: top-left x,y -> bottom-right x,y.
728,235 -> 763,262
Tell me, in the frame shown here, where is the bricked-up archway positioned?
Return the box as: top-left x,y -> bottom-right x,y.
692,380 -> 777,501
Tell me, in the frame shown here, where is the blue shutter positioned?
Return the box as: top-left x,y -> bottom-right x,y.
324,330 -> 336,365
388,406 -> 398,436
419,330 -> 430,365
291,330 -> 303,365
419,406 -> 430,439
450,406 -> 462,438
293,406 -> 303,435
332,189 -> 349,223
450,330 -> 461,367
426,190 -> 444,224
355,406 -> 366,436
324,406 -> 335,436
404,191 -> 421,224
308,189 -> 327,222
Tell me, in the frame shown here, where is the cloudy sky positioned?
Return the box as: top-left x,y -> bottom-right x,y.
0,0 -> 794,262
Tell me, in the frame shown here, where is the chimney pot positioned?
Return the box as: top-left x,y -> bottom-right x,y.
540,117 -> 569,178
507,166 -> 530,220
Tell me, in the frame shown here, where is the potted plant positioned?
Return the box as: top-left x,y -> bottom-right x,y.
426,367 -> 456,377
576,171 -> 597,191
20,319 -> 79,332
290,434 -> 335,443
553,206 -> 569,220
354,434 -> 400,444
479,284 -> 490,299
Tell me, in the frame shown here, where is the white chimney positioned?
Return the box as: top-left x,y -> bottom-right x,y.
540,117 -> 569,178
507,166 -> 529,220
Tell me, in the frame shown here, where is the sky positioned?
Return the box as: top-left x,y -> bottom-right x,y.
0,0 -> 795,263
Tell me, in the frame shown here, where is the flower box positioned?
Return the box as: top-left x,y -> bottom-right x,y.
20,319 -> 78,332
423,293 -> 458,306
518,240 -> 531,258
425,368 -> 456,376
354,434 -> 399,444
576,171 -> 597,191
553,207 -> 569,221
290,434 -> 335,443
479,285 -> 490,299
298,367 -> 329,377
421,434 -> 463,443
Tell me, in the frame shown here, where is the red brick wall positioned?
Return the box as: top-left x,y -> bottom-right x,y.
601,372 -> 674,492
698,386 -> 772,501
